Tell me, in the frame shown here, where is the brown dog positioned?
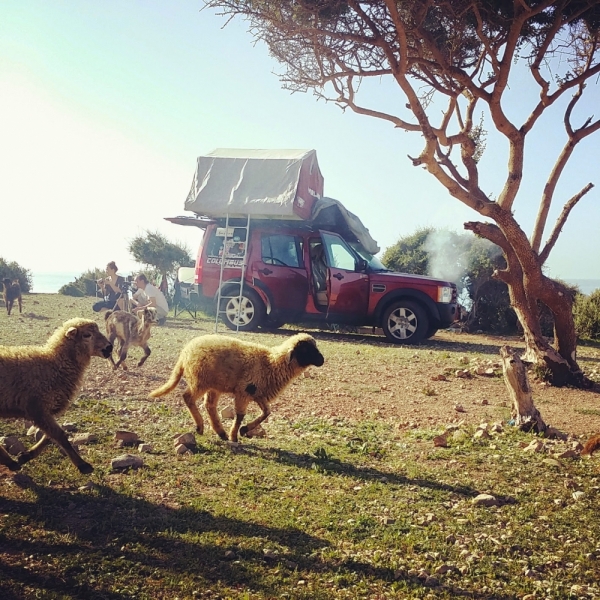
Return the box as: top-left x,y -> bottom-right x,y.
2,278 -> 22,315
104,307 -> 158,369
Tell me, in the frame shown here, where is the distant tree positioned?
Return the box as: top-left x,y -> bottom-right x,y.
207,0 -> 600,386
0,257 -> 32,293
574,289 -> 600,340
59,268 -> 104,297
381,228 -> 431,275
128,231 -> 194,293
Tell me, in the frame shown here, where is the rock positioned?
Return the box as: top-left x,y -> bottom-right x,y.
431,374 -> 447,381
138,443 -> 153,453
473,429 -> 490,440
458,356 -> 469,365
114,430 -> 140,445
62,422 -> 77,432
523,440 -> 545,453
434,564 -> 454,575
571,441 -> 584,452
381,516 -> 396,525
263,549 -> 278,560
572,490 -> 585,501
477,398 -> 489,405
224,550 -> 236,560
490,422 -> 504,434
221,406 -> 235,420
245,424 -> 266,438
452,430 -> 468,443
71,433 -> 98,445
173,432 -> 196,447
555,449 -> 578,459
175,443 -> 192,455
455,370 -> 471,379
111,454 -> 144,470
472,494 -> 500,507
454,404 -> 466,413
542,458 -> 561,468
433,434 -> 448,448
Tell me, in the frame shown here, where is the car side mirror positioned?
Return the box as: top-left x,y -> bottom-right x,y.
356,258 -> 368,273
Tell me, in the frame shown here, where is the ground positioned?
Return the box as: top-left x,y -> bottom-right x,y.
3,294 -> 599,439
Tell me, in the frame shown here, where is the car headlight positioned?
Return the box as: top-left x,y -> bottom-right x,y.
438,286 -> 453,303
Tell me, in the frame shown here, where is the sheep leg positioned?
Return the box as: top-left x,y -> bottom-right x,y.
239,399 -> 271,438
0,445 -> 21,471
204,391 -> 228,441
229,397 -> 253,442
137,345 -> 151,367
114,343 -> 130,370
183,388 -> 205,435
18,417 -> 93,474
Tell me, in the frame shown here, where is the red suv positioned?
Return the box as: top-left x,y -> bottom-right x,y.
181,217 -> 458,344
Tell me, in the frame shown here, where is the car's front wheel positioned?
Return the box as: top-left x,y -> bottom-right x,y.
382,300 -> 429,344
220,288 -> 266,331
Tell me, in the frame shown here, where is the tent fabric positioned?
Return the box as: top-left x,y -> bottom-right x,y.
312,197 -> 380,255
184,148 -> 324,220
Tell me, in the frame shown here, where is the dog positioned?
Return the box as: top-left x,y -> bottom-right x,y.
104,307 -> 158,369
2,278 -> 22,315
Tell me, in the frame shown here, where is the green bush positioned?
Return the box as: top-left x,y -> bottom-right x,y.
59,268 -> 104,297
0,257 -> 32,293
574,289 -> 600,340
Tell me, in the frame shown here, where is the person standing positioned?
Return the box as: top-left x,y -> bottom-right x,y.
132,274 -> 169,324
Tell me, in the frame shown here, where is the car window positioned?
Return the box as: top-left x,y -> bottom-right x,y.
321,232 -> 357,271
261,234 -> 301,267
206,227 -> 247,259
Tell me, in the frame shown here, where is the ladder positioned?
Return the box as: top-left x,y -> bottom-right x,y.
214,213 -> 251,333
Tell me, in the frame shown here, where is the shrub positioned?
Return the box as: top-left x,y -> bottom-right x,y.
59,268 -> 104,297
0,257 -> 32,293
574,289 -> 600,340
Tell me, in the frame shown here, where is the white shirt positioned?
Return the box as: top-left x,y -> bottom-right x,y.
134,283 -> 169,315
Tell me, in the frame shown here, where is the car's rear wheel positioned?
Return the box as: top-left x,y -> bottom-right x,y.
382,300 -> 429,344
221,288 -> 265,331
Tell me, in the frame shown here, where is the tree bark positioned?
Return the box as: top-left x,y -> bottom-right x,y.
500,345 -> 547,434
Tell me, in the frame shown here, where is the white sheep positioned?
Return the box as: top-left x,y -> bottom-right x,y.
149,332 -> 324,442
0,318 -> 113,473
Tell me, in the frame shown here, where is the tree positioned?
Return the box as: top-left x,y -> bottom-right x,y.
0,257 -> 32,293
206,0 -> 600,386
128,231 -> 194,294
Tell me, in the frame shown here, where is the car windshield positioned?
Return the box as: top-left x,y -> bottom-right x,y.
349,243 -> 390,272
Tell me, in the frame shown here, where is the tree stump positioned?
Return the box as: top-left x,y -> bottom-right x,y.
500,345 -> 547,434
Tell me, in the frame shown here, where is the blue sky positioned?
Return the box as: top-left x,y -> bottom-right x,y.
1,0 -> 599,283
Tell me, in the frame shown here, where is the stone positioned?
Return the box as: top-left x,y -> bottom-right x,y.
473,429 -> 490,440
433,434 -> 448,448
542,458 -> 561,468
62,422 -> 77,432
572,491 -> 585,501
114,430 -> 140,444
221,406 -> 235,420
111,454 -> 144,470
523,440 -> 545,453
245,424 -> 266,438
472,494 -> 500,507
555,449 -> 578,459
173,432 -> 196,447
71,433 -> 98,445
490,422 -> 504,433
138,443 -> 153,453
452,430 -> 469,443
175,443 -> 191,455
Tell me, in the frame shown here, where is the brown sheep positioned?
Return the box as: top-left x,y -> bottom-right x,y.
149,333 -> 324,443
0,318 -> 113,473
2,278 -> 22,315
104,307 -> 158,370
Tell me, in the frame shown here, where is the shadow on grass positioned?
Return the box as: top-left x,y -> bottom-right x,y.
0,480 -> 515,600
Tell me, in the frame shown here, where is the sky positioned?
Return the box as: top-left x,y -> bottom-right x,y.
1,0 -> 599,286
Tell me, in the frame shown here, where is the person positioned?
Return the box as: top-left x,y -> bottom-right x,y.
131,273 -> 169,324
92,261 -> 125,312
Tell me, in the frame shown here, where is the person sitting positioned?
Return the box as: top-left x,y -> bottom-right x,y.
93,261 -> 125,312
131,273 -> 169,324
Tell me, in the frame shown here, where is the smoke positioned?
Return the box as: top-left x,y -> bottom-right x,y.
424,230 -> 472,283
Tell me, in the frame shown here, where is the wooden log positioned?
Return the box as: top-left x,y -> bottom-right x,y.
500,345 -> 547,434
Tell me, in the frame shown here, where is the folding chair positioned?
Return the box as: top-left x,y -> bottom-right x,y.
174,267 -> 199,319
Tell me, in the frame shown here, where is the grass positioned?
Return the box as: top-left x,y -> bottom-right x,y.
2,405 -> 600,599
1,294 -> 600,599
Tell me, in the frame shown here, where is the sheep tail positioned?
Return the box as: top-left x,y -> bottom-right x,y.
149,359 -> 184,397
581,433 -> 600,457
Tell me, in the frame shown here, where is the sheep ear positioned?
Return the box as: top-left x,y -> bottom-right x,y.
65,327 -> 78,339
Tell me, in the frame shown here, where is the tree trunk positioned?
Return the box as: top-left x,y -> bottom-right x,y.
500,345 -> 547,434
465,217 -> 590,388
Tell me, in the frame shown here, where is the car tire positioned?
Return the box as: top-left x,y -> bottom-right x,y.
382,300 -> 429,344
221,288 -> 266,331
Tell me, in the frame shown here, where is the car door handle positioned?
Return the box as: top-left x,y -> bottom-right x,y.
259,268 -> 273,275
333,273 -> 344,280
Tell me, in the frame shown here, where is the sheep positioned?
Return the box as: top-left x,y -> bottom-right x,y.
2,278 -> 22,315
0,318 -> 113,473
149,332 -> 324,443
104,307 -> 157,370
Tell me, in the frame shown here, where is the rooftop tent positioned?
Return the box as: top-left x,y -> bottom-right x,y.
184,148 -> 324,220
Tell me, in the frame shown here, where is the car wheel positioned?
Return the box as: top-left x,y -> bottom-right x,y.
382,300 -> 429,344
221,288 -> 266,331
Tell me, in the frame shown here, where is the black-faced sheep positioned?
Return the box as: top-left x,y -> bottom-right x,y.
0,318 -> 113,473
2,278 -> 22,315
149,333 -> 324,442
104,307 -> 157,370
